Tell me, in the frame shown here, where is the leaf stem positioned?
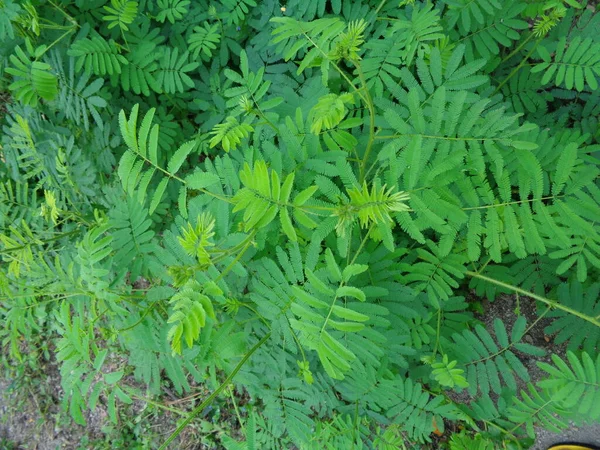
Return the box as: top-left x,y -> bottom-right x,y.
466,271 -> 600,328
0,229 -> 81,254
214,231 -> 255,283
500,32 -> 535,64
159,332 -> 271,449
493,38 -> 542,96
374,0 -> 388,17
353,61 -> 376,184
122,387 -> 187,415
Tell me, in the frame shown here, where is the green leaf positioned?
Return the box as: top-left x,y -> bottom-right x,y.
331,305 -> 369,322
280,207 -> 297,241
93,349 -> 108,371
342,264 -> 368,282
185,171 -> 220,190
280,173 -> 295,203
325,248 -> 342,282
104,370 -> 124,384
336,286 -> 366,302
293,186 -> 319,206
167,141 -> 195,174
149,178 -> 169,215
511,141 -> 538,150
306,268 -> 335,295
291,285 -> 328,309
114,386 -> 133,404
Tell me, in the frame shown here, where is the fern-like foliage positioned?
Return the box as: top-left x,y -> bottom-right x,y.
118,42 -> 160,95
445,0 -> 502,34
270,17 -> 346,78
330,19 -> 366,62
209,116 -> 254,152
309,92 -> 354,134
188,22 -> 221,61
3,113 -> 48,186
109,196 -> 160,280
362,31 -> 407,98
449,316 -> 545,396
6,44 -> 57,106
76,220 -> 114,297
0,181 -> 40,229
3,1 -> 600,448
102,0 -> 138,31
430,354 -> 469,389
155,47 -> 199,93
221,0 -> 257,26
53,54 -> 107,131
449,432 -> 495,450
339,363 -> 459,442
451,1 -> 528,63
0,0 -> 20,41
223,50 -> 279,114
533,36 -> 600,91
506,383 -> 569,439
68,35 -> 128,76
177,212 -> 215,268
156,0 -> 190,24
232,160 -> 318,238
501,67 -> 549,115
544,282 -> 600,354
399,241 -> 466,306
537,350 -> 600,423
288,251 -> 385,380
387,2 -> 445,67
167,280 -> 218,355
56,226 -> 132,425
334,181 -> 410,243
255,375 -> 316,445
118,104 -> 199,215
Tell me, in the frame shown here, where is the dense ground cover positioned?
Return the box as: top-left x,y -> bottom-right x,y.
1,0 -> 600,448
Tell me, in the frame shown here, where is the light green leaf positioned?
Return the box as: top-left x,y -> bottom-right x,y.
336,286 -> 366,302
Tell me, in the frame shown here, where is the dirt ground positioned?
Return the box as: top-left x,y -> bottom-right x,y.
477,294 -> 600,449
0,372 -> 105,449
0,379 -> 80,449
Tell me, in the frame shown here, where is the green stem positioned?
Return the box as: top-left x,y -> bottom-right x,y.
493,39 -> 542,96
250,92 -> 279,134
159,332 -> 271,450
353,61 -> 376,184
120,28 -> 130,52
0,229 -> 81,254
466,271 -> 600,328
48,0 -> 79,27
500,32 -> 535,64
115,301 -> 160,332
432,307 -> 442,358
38,27 -> 76,57
130,150 -> 232,203
461,195 -> 564,211
319,226 -> 373,336
212,233 -> 256,263
466,306 -> 551,366
374,0 -> 388,16
122,387 -> 187,416
214,232 -> 255,283
481,419 -> 522,447
298,31 -> 368,105
228,387 -> 245,434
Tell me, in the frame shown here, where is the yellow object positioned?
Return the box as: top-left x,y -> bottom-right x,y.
548,445 -> 599,450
